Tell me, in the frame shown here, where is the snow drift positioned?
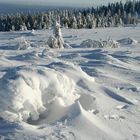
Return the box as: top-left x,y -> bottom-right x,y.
0,62 -> 96,123
0,66 -> 78,122
37,99 -> 122,140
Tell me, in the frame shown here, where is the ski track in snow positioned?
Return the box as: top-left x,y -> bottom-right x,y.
0,27 -> 140,140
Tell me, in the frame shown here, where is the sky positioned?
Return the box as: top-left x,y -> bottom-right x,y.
0,0 -> 127,7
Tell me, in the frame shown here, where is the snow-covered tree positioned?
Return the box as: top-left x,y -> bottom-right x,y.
77,12 -> 83,29
20,23 -> 27,31
47,21 -> 64,49
72,16 -> 78,29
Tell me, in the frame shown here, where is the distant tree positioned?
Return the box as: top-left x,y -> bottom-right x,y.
72,16 -> 78,29
20,23 -> 27,31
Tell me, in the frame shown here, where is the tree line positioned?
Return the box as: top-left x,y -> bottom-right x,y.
0,0 -> 140,31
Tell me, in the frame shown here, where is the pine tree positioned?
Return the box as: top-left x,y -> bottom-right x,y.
53,21 -> 64,48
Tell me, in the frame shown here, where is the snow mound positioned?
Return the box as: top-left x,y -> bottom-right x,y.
80,39 -> 120,48
30,29 -> 35,35
41,49 -> 61,58
9,51 -> 40,61
0,66 -> 78,122
15,37 -> 31,50
117,37 -> 138,45
47,61 -> 95,83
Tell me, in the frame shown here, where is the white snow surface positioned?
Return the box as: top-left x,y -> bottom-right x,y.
0,27 -> 140,140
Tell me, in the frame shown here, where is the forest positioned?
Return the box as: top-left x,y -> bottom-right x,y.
0,0 -> 140,31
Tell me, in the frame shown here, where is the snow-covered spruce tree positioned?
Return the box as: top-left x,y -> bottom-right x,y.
72,16 -> 78,29
46,12 -> 52,29
47,21 -> 64,49
20,23 -> 27,31
86,14 -> 93,28
77,12 -> 83,29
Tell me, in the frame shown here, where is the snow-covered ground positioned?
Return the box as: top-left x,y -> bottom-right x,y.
0,27 -> 140,140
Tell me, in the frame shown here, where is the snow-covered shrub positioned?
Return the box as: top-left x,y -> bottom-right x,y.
30,29 -> 35,36
16,37 -> 31,50
103,39 -> 120,48
80,39 -> 103,48
80,39 -> 120,48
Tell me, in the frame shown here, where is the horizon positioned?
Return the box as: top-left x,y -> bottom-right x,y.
0,0 -> 127,7
0,0 -> 129,14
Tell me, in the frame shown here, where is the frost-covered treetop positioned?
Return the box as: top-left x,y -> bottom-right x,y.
47,20 -> 64,49
53,21 -> 63,38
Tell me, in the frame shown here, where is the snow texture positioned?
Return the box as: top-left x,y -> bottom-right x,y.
0,26 -> 140,140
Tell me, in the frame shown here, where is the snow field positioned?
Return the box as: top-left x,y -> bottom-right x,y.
0,26 -> 140,139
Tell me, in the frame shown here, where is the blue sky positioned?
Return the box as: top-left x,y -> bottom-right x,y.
0,0 -> 127,7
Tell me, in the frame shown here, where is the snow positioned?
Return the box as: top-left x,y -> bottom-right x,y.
15,37 -> 31,50
80,39 -> 103,48
0,65 -> 79,122
117,37 -> 138,45
0,27 -> 140,140
80,39 -> 120,48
